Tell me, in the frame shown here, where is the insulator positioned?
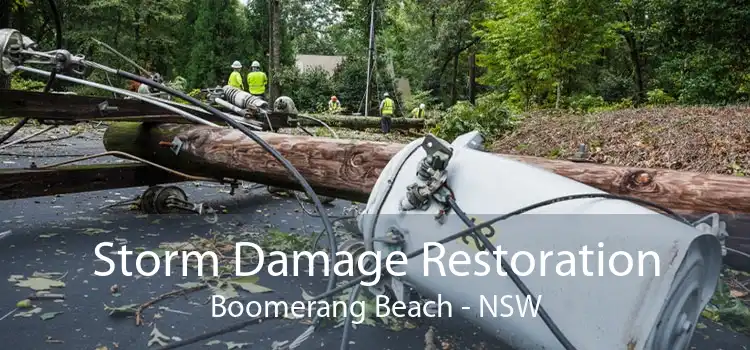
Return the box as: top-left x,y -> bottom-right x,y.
222,85 -> 268,110
358,130 -> 723,350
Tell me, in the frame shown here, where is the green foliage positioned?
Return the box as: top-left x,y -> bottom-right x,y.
646,89 -> 675,106
701,271 -> 750,335
277,66 -> 335,113
10,74 -> 46,91
404,89 -> 440,117
569,95 -> 607,113
431,93 -> 517,142
331,57 -> 367,113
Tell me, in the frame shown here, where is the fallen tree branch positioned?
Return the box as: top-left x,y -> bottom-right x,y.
135,283 -> 207,326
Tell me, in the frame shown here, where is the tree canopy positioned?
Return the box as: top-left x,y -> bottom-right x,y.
3,0 -> 749,113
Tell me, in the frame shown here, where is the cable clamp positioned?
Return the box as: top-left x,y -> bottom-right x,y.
692,213 -> 729,256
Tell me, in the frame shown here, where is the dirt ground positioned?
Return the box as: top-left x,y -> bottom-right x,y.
491,106 -> 750,176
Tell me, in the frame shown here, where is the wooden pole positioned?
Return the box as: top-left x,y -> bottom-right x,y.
103,122 -> 750,270
103,122 -> 750,215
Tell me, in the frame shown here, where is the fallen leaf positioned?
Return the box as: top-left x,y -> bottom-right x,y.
80,228 -> 112,236
210,283 -> 239,300
15,277 -> 65,291
148,326 -> 170,347
7,274 -> 23,283
45,336 -> 63,344
14,307 -> 42,318
230,276 -> 272,294
40,311 -> 63,320
205,340 -> 221,346
38,233 -> 59,239
159,241 -> 196,250
16,299 -> 32,308
225,342 -> 249,349
95,347 -> 108,350
300,288 -> 314,301
32,271 -> 64,279
176,282 -> 204,289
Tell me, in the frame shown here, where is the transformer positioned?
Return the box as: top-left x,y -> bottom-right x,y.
357,131 -> 724,350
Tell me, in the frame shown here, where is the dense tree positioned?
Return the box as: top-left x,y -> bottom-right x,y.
2,0 -> 750,111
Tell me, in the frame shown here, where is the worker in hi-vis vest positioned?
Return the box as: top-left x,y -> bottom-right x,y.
410,103 -> 426,118
379,92 -> 394,133
246,60 -> 268,99
227,61 -> 243,90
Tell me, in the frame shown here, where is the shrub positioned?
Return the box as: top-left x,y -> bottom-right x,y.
646,88 -> 676,106
431,92 -> 517,142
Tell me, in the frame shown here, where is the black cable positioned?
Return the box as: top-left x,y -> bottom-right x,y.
117,71 -> 340,303
340,281 -> 364,350
0,117 -> 30,144
163,192 -> 687,350
47,0 -> 63,50
447,195 -> 575,349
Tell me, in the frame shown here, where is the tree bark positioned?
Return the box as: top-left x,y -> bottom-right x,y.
103,122 -> 750,216
269,0 -> 281,101
468,50 -> 476,104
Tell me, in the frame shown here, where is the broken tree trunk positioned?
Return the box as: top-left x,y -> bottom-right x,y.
300,114 -> 434,131
103,122 -> 750,270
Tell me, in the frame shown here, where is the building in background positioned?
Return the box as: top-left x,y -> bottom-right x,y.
294,54 -> 413,106
295,55 -> 345,76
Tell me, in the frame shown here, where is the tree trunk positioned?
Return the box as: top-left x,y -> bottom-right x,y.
621,13 -> 645,106
468,50 -> 476,104
298,115 -> 433,131
269,0 -> 281,101
0,0 -> 11,90
103,122 -> 750,216
450,52 -> 459,105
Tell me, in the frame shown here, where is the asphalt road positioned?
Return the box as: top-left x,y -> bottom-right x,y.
0,125 -> 749,350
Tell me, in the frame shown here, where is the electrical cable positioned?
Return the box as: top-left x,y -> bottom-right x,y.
162,192 -> 689,350
14,129 -> 81,144
728,247 -> 750,259
0,125 -> 57,150
446,194 -> 576,350
16,66 -> 220,127
0,0 -> 61,146
113,70 -> 340,316
33,150 -> 221,182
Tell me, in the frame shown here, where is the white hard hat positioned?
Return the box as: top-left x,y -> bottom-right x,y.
420,103 -> 425,109
251,61 -> 260,68
383,92 -> 389,97
231,61 -> 242,69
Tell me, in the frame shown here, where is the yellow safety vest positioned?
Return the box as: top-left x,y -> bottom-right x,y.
381,98 -> 394,115
227,71 -> 243,90
246,71 -> 268,95
411,107 -> 424,118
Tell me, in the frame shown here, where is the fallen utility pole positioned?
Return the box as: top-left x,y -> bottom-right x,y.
104,122 -> 750,215
0,163 -> 182,200
103,122 -> 750,270
0,90 -> 431,130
